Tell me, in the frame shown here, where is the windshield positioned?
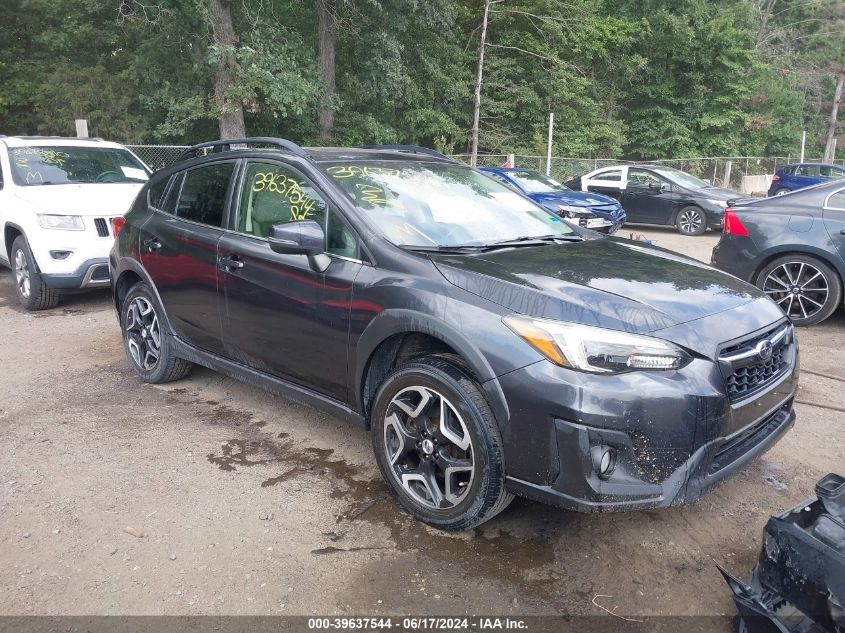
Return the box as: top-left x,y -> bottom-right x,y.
9,146 -> 149,186
508,170 -> 569,193
650,167 -> 710,189
324,162 -> 576,247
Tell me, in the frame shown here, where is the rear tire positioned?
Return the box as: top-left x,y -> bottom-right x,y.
11,236 -> 60,311
774,188 -> 790,196
756,254 -> 842,326
121,282 -> 193,383
370,355 -> 513,531
675,206 -> 707,236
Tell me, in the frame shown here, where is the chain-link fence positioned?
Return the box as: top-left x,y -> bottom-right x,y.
126,145 -> 188,171
126,144 -> 844,192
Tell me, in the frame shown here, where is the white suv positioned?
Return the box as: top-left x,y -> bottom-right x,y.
0,136 -> 150,310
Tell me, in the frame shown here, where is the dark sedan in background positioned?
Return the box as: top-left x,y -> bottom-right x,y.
711,180 -> 845,326
567,165 -> 736,236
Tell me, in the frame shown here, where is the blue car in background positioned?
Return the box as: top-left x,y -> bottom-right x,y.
479,167 -> 626,233
768,162 -> 845,196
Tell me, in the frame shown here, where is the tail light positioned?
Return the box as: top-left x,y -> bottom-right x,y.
723,209 -> 749,236
110,216 -> 126,237
771,174 -> 780,182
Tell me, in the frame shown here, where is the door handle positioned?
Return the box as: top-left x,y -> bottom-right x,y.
143,237 -> 162,252
219,254 -> 244,271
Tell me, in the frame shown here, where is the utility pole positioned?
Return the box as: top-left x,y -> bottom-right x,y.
469,0 -> 492,167
800,130 -> 806,163
823,68 -> 845,163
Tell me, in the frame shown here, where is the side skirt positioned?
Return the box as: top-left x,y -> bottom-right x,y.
170,334 -> 368,429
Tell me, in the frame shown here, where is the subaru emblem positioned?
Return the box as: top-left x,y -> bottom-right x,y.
756,339 -> 774,361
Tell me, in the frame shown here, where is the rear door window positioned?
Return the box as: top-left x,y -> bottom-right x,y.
176,162 -> 235,227
796,165 -> 821,177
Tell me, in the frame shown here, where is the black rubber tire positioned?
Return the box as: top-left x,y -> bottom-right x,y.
755,254 -> 843,326
11,235 -> 60,311
370,355 -> 513,531
675,205 -> 707,236
121,282 -> 193,383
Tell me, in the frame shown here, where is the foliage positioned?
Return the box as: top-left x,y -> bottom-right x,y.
0,0 -> 842,158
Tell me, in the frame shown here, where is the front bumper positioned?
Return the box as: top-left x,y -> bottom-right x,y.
497,339 -> 798,512
42,257 -> 111,289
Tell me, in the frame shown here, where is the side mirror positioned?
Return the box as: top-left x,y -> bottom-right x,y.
649,181 -> 667,192
268,220 -> 325,256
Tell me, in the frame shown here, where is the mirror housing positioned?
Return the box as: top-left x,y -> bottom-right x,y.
268,220 -> 330,272
268,220 -> 325,256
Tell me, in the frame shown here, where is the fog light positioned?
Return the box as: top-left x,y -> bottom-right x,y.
50,250 -> 72,260
592,446 -> 617,480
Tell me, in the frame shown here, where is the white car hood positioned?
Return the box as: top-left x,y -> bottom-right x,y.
13,183 -> 144,216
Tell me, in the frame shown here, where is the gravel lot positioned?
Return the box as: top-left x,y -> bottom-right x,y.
1,227 -> 843,622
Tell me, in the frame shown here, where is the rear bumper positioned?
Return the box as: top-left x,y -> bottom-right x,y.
711,235 -> 759,282
42,257 -> 111,289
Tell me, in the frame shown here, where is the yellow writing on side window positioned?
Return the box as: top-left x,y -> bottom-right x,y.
252,172 -> 316,221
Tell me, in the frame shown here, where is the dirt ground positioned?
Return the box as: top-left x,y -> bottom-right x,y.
1,227 -> 843,623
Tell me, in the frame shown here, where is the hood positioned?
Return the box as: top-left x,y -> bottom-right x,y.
14,183 -> 144,216
432,237 -> 764,335
530,191 -> 619,208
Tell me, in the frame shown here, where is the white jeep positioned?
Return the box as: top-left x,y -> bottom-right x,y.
0,136 -> 150,310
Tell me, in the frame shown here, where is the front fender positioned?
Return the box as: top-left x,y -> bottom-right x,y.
354,308 -> 510,427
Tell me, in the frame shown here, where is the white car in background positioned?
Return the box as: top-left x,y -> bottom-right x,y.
0,136 -> 150,310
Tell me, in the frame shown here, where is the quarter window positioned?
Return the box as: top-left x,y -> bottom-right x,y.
237,162 -> 328,237
326,208 -> 360,259
160,173 -> 183,215
176,163 -> 235,227
147,176 -> 170,209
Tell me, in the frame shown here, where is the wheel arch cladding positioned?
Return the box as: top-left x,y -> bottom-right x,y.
112,258 -> 176,335
4,223 -> 24,260
356,310 -> 510,428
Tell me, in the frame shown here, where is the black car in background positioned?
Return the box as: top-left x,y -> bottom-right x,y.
711,180 -> 845,326
567,165 -> 736,236
110,139 -> 798,531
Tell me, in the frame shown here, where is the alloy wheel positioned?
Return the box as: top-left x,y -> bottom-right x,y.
678,209 -> 703,234
125,297 -> 162,371
383,386 -> 475,509
14,249 -> 31,299
763,261 -> 829,321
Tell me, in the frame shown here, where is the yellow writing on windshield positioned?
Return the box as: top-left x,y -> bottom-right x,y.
13,148 -> 70,168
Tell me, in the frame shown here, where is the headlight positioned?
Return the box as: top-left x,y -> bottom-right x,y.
557,204 -> 591,217
503,315 -> 692,374
706,199 -> 728,208
37,214 -> 85,231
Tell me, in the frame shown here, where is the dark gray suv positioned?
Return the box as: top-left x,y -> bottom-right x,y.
110,139 -> 799,531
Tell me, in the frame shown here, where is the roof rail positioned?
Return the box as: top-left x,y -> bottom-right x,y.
176,137 -> 308,162
358,144 -> 452,161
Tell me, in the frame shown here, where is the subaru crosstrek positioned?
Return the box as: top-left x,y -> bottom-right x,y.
0,136 -> 150,310
110,139 -> 799,531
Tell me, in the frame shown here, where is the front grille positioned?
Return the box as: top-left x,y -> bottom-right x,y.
719,324 -> 792,403
726,346 -> 788,400
94,218 -> 110,237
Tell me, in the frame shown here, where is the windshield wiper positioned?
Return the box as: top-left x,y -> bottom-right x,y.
400,244 -> 489,254
483,234 -> 583,249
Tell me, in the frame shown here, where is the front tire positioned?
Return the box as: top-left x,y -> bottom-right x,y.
121,283 -> 193,383
756,254 -> 842,326
11,236 -> 59,311
675,206 -> 707,236
370,355 -> 513,531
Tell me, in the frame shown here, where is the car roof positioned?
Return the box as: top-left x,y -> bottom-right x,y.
0,135 -> 125,150
781,162 -> 843,168
304,147 -> 448,163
